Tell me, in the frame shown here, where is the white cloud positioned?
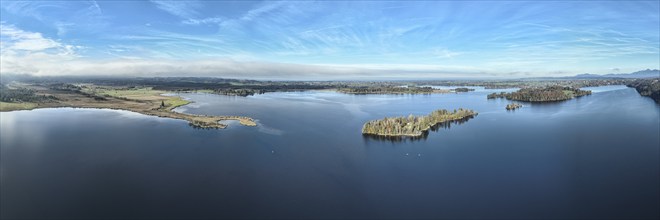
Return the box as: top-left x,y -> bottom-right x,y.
2,31 -> 60,51
241,1 -> 287,22
90,0 -> 102,14
54,22 -> 75,37
0,24 -> 580,79
150,0 -> 201,19
3,23 -> 652,79
432,48 -> 462,59
0,1 -> 65,21
218,1 -> 310,29
182,17 -> 224,25
1,24 -> 80,75
170,1 -> 288,26
1,53 -> 494,79
0,25 -> 490,79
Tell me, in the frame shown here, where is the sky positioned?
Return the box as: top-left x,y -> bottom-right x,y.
0,0 -> 658,80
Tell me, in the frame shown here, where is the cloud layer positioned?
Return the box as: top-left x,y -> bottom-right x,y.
0,22 -> 494,79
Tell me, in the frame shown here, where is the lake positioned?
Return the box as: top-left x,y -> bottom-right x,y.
1,85 -> 658,219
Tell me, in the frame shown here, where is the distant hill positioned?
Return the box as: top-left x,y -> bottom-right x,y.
603,69 -> 659,78
572,69 -> 659,79
573,73 -> 610,79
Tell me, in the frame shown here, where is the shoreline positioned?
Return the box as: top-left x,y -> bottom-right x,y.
0,85 -> 257,129
0,103 -> 257,129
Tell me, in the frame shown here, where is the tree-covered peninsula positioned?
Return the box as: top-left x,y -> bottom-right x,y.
626,78 -> 660,103
362,108 -> 477,137
487,86 -> 591,102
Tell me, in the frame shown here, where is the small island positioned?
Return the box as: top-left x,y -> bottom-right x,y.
506,103 -> 522,110
362,108 -> 477,137
488,86 -> 591,102
453,87 -> 475,92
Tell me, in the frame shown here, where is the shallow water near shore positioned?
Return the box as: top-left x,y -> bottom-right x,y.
1,85 -> 659,219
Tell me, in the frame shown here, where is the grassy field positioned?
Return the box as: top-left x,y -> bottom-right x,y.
83,87 -> 191,110
86,87 -> 163,100
163,97 -> 190,110
0,102 -> 37,111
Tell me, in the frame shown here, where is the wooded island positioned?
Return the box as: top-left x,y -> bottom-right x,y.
362,108 -> 477,137
488,86 -> 591,102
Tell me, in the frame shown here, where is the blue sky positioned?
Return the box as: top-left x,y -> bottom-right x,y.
0,1 -> 658,79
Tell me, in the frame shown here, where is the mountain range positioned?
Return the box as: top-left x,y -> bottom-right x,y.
573,69 -> 659,79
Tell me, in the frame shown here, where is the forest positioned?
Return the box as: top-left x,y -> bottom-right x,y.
0,84 -> 57,103
362,108 -> 477,137
626,78 -> 660,103
487,86 -> 591,102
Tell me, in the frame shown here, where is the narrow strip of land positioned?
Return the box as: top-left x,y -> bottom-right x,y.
0,83 -> 256,129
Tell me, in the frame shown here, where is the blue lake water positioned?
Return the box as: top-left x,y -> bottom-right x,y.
1,85 -> 659,219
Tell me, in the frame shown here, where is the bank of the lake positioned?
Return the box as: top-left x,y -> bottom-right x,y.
0,84 -> 256,128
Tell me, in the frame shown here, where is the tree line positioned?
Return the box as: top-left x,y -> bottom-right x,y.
0,85 -> 57,102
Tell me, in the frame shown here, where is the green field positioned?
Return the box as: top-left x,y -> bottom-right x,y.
0,102 -> 37,111
82,86 -> 190,110
164,97 -> 190,110
85,87 -> 162,98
